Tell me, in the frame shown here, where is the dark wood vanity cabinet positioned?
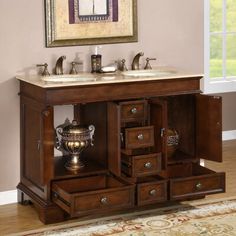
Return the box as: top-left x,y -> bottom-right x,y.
17,76 -> 225,224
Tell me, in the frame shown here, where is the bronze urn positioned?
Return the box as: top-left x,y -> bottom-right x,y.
55,119 -> 95,171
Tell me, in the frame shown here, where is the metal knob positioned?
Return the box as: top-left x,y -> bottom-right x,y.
100,197 -> 108,205
53,192 -> 58,199
195,182 -> 202,190
137,134 -> 144,140
144,162 -> 152,169
131,107 -> 137,114
149,189 -> 157,196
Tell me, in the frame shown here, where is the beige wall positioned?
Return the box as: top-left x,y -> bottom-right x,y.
220,93 -> 236,131
0,0 -> 206,191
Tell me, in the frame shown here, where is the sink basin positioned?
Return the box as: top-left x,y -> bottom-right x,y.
42,74 -> 96,82
122,69 -> 176,78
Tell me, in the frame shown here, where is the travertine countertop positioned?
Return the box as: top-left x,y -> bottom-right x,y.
16,69 -> 204,88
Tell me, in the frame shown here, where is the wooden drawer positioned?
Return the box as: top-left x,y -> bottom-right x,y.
120,100 -> 147,122
163,163 -> 225,200
137,176 -> 167,206
52,175 -> 135,217
121,152 -> 162,177
123,126 -> 154,149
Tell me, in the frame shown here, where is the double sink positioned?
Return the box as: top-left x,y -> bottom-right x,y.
42,69 -> 176,83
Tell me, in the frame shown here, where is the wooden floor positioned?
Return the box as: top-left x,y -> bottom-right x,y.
0,140 -> 236,235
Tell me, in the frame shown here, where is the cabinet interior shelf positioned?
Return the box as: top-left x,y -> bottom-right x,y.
168,150 -> 198,165
54,156 -> 108,180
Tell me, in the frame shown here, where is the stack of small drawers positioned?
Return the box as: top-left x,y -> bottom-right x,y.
119,99 -> 167,206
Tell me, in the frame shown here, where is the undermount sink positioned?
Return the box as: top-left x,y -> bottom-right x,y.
122,69 -> 176,78
42,74 -> 96,82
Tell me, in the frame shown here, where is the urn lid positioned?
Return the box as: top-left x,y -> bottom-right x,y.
62,120 -> 90,134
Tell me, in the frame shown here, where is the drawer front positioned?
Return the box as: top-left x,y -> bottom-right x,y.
170,172 -> 225,200
73,188 -> 133,216
52,175 -> 135,217
125,126 -> 154,149
122,153 -> 162,177
120,101 -> 147,122
134,154 -> 161,176
137,181 -> 167,206
53,187 -> 134,217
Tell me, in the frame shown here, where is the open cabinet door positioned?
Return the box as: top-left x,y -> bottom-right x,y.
196,94 -> 222,162
149,98 -> 168,169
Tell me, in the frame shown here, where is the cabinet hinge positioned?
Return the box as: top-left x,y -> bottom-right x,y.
160,128 -> 165,137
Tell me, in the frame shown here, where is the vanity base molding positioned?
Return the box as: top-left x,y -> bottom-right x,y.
17,183 -> 66,224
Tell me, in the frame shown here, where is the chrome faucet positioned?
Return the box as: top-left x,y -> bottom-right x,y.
131,52 -> 144,70
54,56 -> 66,75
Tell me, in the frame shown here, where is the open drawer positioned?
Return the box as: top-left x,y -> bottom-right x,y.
162,163 -> 225,200
121,152 -> 162,177
136,176 -> 167,206
52,175 -> 135,217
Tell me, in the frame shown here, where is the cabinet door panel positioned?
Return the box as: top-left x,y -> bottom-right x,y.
196,94 -> 222,162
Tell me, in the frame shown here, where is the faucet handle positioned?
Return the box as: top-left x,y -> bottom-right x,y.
144,58 -> 156,70
69,61 -> 83,75
36,63 -> 50,76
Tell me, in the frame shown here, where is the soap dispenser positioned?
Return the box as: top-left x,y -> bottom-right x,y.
91,46 -> 102,73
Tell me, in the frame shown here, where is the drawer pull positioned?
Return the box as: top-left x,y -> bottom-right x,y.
195,182 -> 202,190
131,107 -> 138,114
137,134 -> 144,140
144,162 -> 152,169
100,197 -> 108,205
149,189 -> 157,196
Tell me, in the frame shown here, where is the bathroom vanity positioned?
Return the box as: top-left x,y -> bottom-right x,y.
17,71 -> 225,224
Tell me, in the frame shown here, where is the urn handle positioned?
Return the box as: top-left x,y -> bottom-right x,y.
56,127 -> 63,135
55,127 -> 63,149
89,125 -> 95,146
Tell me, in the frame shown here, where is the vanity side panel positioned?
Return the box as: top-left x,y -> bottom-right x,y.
19,96 -> 54,200
20,81 -> 46,103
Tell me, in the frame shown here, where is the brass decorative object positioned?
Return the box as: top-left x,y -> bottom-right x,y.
55,119 -> 95,171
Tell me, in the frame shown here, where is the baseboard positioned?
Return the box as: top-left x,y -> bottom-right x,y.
223,130 -> 236,141
0,190 -> 17,205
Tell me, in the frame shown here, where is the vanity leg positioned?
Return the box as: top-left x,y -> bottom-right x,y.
17,189 -> 31,205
